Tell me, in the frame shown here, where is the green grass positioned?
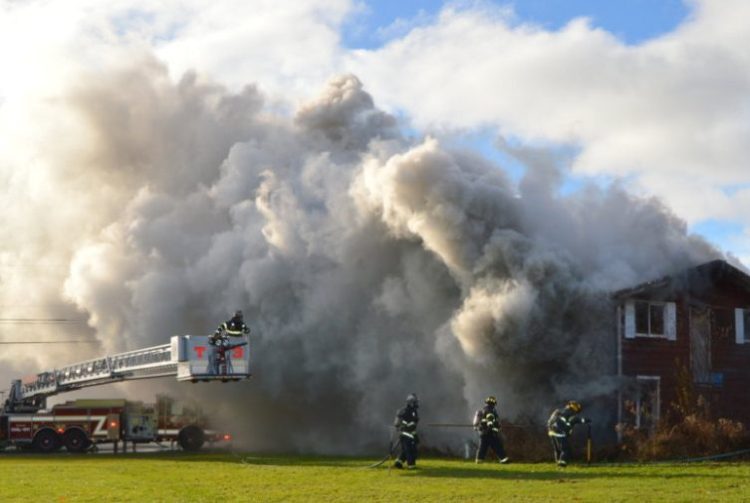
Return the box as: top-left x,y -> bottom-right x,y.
1,452 -> 749,502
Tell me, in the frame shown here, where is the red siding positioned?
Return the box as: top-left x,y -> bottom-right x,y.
622,299 -> 689,418
621,275 -> 750,427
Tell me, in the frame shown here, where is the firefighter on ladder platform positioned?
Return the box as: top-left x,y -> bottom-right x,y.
209,310 -> 250,375
393,393 -> 420,469
212,310 -> 251,341
473,396 -> 509,464
547,400 -> 591,467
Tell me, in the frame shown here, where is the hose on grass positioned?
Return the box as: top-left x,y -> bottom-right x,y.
587,448 -> 750,467
367,438 -> 401,469
653,448 -> 750,464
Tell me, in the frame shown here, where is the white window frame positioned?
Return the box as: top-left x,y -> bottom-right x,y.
624,300 -> 676,340
635,375 -> 661,430
735,308 -> 750,344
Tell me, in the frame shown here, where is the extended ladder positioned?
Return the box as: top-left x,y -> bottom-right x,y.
5,335 -> 250,412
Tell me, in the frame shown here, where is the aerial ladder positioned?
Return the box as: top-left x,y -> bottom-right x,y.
3,334 -> 251,414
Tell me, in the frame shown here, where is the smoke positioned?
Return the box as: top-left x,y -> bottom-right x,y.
0,58 -> 720,453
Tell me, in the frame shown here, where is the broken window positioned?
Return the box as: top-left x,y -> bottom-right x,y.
636,376 -> 660,432
620,376 -> 661,433
690,306 -> 712,383
713,308 -> 732,340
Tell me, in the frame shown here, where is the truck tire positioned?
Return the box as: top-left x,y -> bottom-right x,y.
33,429 -> 61,454
64,428 -> 90,453
178,425 -> 205,452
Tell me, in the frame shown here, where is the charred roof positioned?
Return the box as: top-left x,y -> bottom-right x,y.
613,259 -> 750,301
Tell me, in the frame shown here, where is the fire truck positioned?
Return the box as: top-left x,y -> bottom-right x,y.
0,334 -> 250,453
154,394 -> 233,451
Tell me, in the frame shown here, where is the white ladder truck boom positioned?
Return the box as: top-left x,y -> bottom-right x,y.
3,334 -> 251,413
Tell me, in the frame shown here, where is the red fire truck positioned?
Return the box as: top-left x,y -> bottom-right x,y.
0,334 -> 249,453
154,394 -> 232,451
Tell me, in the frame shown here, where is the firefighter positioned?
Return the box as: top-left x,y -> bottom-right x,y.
393,393 -> 419,469
547,400 -> 591,466
211,310 -> 250,344
208,310 -> 250,374
473,395 -> 509,464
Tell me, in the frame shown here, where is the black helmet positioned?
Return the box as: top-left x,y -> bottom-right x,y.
234,310 -> 243,319
406,393 -> 419,408
566,400 -> 582,413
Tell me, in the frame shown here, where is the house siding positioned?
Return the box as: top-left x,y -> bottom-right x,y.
621,297 -> 689,422
618,261 -> 750,430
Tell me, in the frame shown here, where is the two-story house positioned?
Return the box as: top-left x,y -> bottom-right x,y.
614,259 -> 750,435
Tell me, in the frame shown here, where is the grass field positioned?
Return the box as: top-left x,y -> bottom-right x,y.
1,452 -> 749,502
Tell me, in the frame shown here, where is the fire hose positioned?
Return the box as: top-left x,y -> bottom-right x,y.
367,437 -> 402,469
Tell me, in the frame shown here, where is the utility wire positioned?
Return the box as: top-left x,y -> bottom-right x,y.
0,341 -> 99,345
0,318 -> 84,324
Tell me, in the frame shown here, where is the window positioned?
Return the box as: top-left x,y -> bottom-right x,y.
620,376 -> 661,433
734,308 -> 750,344
714,308 -> 733,341
624,300 -> 676,340
635,376 -> 660,431
635,301 -> 666,337
635,302 -> 649,334
649,303 -> 665,335
690,306 -> 711,383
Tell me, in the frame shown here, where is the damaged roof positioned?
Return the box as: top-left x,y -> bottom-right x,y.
613,259 -> 750,300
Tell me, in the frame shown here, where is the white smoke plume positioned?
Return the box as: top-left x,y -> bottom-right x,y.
0,58 -> 720,452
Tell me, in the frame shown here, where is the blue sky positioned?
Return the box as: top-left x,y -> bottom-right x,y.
345,0 -> 689,48
341,0 -> 746,262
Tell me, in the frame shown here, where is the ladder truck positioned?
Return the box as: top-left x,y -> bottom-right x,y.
0,334 -> 250,453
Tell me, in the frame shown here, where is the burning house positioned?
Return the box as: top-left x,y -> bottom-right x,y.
614,259 -> 750,437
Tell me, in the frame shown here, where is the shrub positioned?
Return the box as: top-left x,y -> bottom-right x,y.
617,359 -> 750,461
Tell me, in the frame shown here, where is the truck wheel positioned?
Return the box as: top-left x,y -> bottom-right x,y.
33,429 -> 61,454
64,429 -> 90,453
178,425 -> 205,452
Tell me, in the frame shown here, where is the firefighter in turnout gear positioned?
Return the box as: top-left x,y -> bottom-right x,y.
473,396 -> 509,464
208,310 -> 250,375
547,400 -> 590,466
211,310 -> 250,343
393,393 -> 419,469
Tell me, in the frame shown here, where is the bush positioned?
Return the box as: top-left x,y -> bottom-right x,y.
617,359 -> 750,461
618,414 -> 749,461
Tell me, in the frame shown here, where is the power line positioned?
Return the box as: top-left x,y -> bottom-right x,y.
0,318 -> 84,324
0,341 -> 99,345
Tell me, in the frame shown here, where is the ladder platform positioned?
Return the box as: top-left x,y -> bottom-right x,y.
12,335 -> 251,404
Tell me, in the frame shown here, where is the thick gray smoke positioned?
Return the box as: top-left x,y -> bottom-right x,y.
0,58 -> 720,452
